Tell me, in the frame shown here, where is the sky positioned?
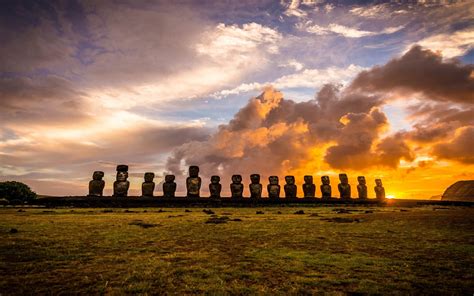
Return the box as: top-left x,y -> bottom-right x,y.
0,0 -> 473,199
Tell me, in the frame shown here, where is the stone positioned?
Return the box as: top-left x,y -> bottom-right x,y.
141,172 -> 155,197
338,173 -> 351,199
357,176 -> 368,199
209,175 -> 222,199
320,176 -> 332,199
163,175 -> 177,198
203,209 -> 215,215
113,165 -> 129,197
267,176 -> 280,199
230,175 -> 244,198
88,171 -> 105,197
374,179 -> 386,200
303,175 -> 316,198
186,166 -> 201,198
205,217 -> 229,224
128,221 -> 159,228
117,165 -> 128,172
249,174 -> 262,199
284,175 -> 297,198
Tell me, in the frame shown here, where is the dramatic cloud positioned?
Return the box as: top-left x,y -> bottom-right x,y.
166,84 -> 401,193
350,46 -> 474,104
433,127 -> 474,164
167,46 -> 472,196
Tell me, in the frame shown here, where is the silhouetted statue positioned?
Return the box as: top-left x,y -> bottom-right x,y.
375,179 -> 386,200
230,175 -> 243,198
186,165 -> 201,197
209,175 -> 222,199
303,175 -> 316,198
88,171 -> 105,197
284,175 -> 297,198
113,165 -> 129,197
249,174 -> 262,199
357,176 -> 367,199
141,172 -> 155,197
338,173 -> 351,199
321,176 -> 331,199
268,176 -> 280,199
163,175 -> 176,198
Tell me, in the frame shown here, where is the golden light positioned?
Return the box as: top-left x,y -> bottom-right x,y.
386,195 -> 395,199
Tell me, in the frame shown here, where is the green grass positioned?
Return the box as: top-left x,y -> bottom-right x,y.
1,206 -> 473,295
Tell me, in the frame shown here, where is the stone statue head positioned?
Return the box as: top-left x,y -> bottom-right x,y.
285,176 -> 295,185
357,176 -> 366,185
92,171 -> 104,180
375,179 -> 383,186
189,166 -> 199,178
165,174 -> 175,182
232,175 -> 242,183
269,176 -> 279,185
117,171 -> 128,182
321,175 -> 330,185
339,173 -> 348,184
144,172 -> 155,182
116,164 -> 128,172
250,174 -> 260,184
211,175 -> 220,184
304,175 -> 313,184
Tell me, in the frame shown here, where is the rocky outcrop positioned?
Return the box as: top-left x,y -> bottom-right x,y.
441,180 -> 474,201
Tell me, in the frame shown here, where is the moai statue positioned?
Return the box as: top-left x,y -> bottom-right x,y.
230,175 -> 244,198
338,173 -> 351,199
209,176 -> 222,199
88,171 -> 105,197
284,176 -> 297,198
249,174 -> 262,199
113,165 -> 129,197
186,165 -> 201,198
374,179 -> 386,200
357,176 -> 368,199
267,176 -> 280,199
163,175 -> 177,198
320,175 -> 332,199
141,172 -> 155,197
302,175 -> 316,198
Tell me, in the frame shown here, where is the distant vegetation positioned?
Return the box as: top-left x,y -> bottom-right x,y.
0,181 -> 37,202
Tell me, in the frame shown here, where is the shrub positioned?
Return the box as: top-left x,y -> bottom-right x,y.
0,181 -> 37,202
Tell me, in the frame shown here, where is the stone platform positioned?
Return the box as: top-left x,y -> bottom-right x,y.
25,196 -> 474,208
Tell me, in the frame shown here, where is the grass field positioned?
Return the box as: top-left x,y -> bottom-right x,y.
1,205 -> 473,295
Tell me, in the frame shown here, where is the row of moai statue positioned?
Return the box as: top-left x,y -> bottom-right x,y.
88,165 -> 386,200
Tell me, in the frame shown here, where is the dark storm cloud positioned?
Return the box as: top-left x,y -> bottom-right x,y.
350,46 -> 474,104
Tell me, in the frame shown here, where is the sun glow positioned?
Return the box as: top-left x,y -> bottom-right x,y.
386,195 -> 395,199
